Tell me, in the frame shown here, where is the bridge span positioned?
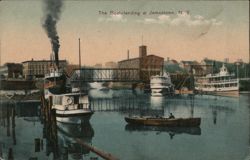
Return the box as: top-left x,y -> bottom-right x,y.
70,68 -> 142,83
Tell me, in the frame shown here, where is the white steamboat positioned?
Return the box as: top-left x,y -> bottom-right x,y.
150,72 -> 174,96
44,67 -> 93,124
49,92 -> 93,124
195,64 -> 239,95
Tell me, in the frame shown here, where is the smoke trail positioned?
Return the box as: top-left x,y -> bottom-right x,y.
42,0 -> 63,65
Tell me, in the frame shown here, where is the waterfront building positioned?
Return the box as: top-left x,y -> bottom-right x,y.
200,58 -> 217,74
118,45 -> 164,81
93,63 -> 102,68
0,63 -> 23,78
105,61 -> 117,68
165,57 -> 178,65
22,59 -> 68,78
235,59 -> 244,66
164,58 -> 183,74
179,60 -> 197,71
191,65 -> 204,76
179,60 -> 209,76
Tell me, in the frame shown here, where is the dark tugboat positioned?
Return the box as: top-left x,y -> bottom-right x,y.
44,43 -> 94,124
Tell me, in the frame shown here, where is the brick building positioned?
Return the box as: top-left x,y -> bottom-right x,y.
0,63 -> 23,78
22,59 -> 68,78
118,45 -> 164,81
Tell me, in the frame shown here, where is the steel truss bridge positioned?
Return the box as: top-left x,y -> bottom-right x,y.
70,68 -> 142,83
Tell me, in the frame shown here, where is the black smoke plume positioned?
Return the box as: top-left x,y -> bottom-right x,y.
42,0 -> 63,67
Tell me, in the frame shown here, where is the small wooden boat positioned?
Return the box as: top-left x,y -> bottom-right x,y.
124,116 -> 201,127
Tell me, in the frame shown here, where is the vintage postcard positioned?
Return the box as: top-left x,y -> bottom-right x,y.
0,0 -> 249,160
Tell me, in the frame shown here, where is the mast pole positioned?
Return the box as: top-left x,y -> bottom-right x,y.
0,40 -> 1,66
78,38 -> 82,93
79,38 -> 81,69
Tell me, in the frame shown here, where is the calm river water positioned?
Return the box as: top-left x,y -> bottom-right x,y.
0,89 -> 250,160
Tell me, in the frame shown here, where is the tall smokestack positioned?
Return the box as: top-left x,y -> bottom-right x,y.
127,50 -> 130,60
42,0 -> 63,68
139,45 -> 147,58
79,38 -> 81,69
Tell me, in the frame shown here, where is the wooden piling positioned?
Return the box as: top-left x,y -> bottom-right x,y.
41,94 -> 48,123
40,95 -> 45,123
0,143 -> 3,158
51,109 -> 59,158
35,138 -> 41,152
41,139 -> 43,151
40,94 -> 59,159
7,105 -> 10,137
48,96 -> 52,122
11,105 -> 16,145
62,147 -> 68,160
75,138 -> 119,160
8,148 -> 13,160
48,96 -> 59,159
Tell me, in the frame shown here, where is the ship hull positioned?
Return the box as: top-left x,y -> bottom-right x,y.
56,110 -> 94,124
195,89 -> 239,97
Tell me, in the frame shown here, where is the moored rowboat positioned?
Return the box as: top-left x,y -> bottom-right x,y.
124,116 -> 201,127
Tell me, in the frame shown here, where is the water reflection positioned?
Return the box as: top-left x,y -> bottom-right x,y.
209,104 -> 235,125
0,101 -> 95,160
0,102 -> 25,159
150,96 -> 164,109
0,102 -> 17,146
125,124 -> 201,139
90,97 -> 164,117
89,93 -> 239,122
43,111 -> 94,160
0,92 -> 249,160
88,89 -> 136,99
57,122 -> 94,159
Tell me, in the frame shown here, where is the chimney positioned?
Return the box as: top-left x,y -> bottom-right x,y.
127,50 -> 130,60
54,51 -> 59,67
139,45 -> 147,58
224,58 -> 229,63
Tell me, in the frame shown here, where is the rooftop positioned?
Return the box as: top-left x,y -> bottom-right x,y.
22,59 -> 67,63
118,54 -> 164,63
